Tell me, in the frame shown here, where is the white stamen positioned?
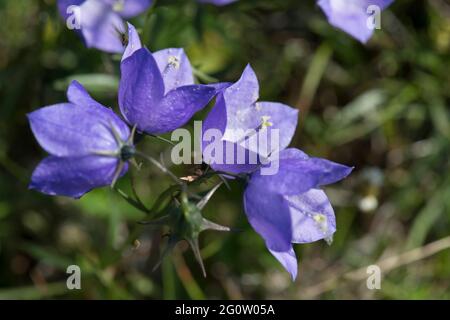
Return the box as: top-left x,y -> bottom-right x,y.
167,55 -> 181,70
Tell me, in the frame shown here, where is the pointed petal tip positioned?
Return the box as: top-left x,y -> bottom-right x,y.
69,79 -> 83,87
290,269 -> 298,282
268,246 -> 299,282
342,164 -> 355,179
242,63 -> 257,78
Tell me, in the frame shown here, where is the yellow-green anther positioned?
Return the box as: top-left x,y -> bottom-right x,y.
313,213 -> 328,234
113,0 -> 125,12
261,115 -> 273,129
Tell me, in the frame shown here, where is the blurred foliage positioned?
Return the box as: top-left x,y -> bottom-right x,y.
0,0 -> 450,299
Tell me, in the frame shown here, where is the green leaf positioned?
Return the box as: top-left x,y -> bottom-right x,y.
53,74 -> 119,98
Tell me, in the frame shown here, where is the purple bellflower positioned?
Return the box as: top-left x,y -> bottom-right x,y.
318,0 -> 394,43
202,65 -> 298,174
28,81 -> 135,198
119,28 -> 219,135
202,65 -> 353,279
244,149 -> 353,280
57,0 -> 152,53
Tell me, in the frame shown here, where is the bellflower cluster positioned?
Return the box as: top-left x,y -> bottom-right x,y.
29,22 -> 218,197
27,1 -> 360,279
202,66 -> 353,279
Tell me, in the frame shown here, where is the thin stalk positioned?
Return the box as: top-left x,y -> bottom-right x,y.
129,170 -> 150,212
114,187 -> 151,214
135,151 -> 183,186
147,134 -> 176,146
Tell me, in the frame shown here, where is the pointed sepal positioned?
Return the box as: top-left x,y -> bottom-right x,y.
186,237 -> 206,278
201,218 -> 231,232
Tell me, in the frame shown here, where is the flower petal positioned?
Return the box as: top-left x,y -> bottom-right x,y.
243,182 -> 293,252
28,102 -> 128,157
154,48 -> 195,93
268,246 -> 298,280
252,148 -> 353,195
57,0 -> 85,21
66,80 -> 130,142
221,65 -> 259,141
236,102 -> 298,158
29,155 -> 127,198
112,0 -> 152,19
119,47 -> 165,130
57,0 -> 86,42
285,189 -> 336,243
318,0 -> 394,43
145,85 -> 216,134
122,22 -> 142,61
207,82 -> 233,94
198,0 -> 238,5
202,94 -> 260,174
67,80 -> 104,108
79,0 -> 125,53
220,66 -> 298,158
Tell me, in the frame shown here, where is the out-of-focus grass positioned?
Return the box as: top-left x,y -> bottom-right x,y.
0,0 -> 449,299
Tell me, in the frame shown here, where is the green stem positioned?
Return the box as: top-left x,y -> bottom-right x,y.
129,170 -> 150,211
147,134 -> 176,146
149,184 -> 181,214
135,151 -> 183,186
114,187 -> 151,214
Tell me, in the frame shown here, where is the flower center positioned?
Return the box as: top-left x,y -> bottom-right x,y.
120,145 -> 136,161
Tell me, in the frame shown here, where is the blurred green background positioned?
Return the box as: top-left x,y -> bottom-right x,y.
1,0 -> 450,299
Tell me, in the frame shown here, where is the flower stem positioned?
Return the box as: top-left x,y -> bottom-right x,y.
147,134 -> 176,146
114,187 -> 151,214
135,150 -> 183,186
